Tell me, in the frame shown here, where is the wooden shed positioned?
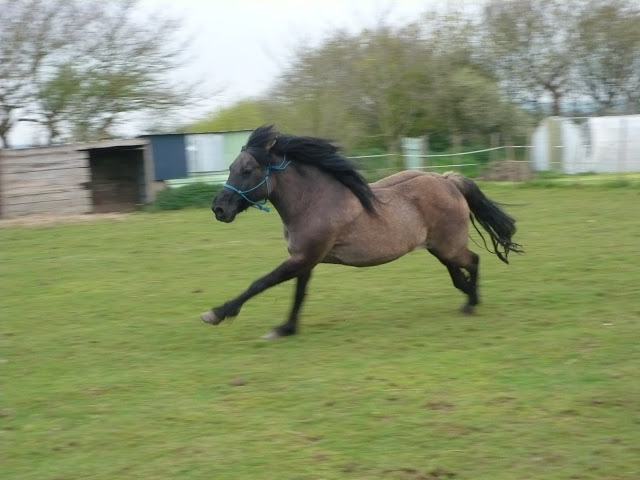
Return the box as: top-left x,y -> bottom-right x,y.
0,130 -> 253,219
0,138 -> 154,218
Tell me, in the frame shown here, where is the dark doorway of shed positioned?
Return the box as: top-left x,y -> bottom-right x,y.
88,147 -> 145,213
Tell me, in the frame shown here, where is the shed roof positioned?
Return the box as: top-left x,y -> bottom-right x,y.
145,129 -> 254,137
75,138 -> 149,151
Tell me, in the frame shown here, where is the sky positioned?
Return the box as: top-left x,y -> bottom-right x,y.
10,0 -> 448,146
169,0 -> 434,104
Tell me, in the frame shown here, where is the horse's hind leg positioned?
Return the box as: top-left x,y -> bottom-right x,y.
429,248 -> 479,314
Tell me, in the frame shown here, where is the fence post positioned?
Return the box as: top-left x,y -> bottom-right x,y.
422,134 -> 429,170
548,117 -> 562,173
619,116 -> 627,176
506,135 -> 514,161
452,134 -> 462,165
490,133 -> 499,163
401,137 -> 424,170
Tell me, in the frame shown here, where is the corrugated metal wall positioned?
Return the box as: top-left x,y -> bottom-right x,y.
223,131 -> 252,167
163,131 -> 252,187
150,131 -> 251,184
185,130 -> 252,173
185,134 -> 225,172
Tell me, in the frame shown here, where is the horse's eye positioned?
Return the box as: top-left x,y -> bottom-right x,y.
241,168 -> 251,177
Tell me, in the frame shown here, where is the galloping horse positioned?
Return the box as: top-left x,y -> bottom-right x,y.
202,125 -> 522,338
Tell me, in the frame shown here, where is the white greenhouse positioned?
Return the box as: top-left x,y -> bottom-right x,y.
531,115 -> 640,174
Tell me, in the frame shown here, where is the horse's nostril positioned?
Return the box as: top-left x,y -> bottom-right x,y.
213,206 -> 224,216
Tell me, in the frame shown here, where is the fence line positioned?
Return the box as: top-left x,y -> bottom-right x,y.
347,144 -> 532,160
364,160 -> 566,174
178,158 -> 562,181
369,164 -> 482,173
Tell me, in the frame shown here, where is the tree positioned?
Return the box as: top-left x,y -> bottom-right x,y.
268,31 -> 371,150
265,11 -> 529,154
572,0 -> 640,114
480,0 -> 581,116
270,24 -> 432,153
0,0 -> 200,147
35,64 -> 81,143
0,0 -> 79,147
186,7 -> 532,156
346,24 -> 430,153
186,99 -> 273,132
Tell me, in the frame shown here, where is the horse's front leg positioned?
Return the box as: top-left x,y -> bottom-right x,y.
261,270 -> 312,339
200,255 -> 313,326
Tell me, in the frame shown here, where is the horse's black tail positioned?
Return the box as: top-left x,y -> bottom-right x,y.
443,172 -> 523,264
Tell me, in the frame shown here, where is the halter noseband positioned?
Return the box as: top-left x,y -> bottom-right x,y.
222,154 -> 290,213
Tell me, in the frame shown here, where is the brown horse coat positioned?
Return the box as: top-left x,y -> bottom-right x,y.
203,126 -> 522,338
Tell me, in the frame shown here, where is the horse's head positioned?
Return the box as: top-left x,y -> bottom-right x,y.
212,137 -> 276,223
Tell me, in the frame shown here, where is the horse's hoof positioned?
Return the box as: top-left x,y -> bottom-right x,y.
460,304 -> 475,315
260,330 -> 282,340
201,310 -> 223,325
261,324 -> 297,339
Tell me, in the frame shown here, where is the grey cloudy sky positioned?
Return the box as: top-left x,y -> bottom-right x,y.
168,0 -> 434,102
11,0 -> 444,145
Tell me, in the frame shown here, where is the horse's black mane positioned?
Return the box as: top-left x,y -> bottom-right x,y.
245,125 -> 377,213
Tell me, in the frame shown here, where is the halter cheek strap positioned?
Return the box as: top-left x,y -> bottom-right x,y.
223,155 -> 290,213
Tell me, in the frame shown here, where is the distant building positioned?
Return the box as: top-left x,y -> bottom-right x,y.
149,130 -> 251,188
531,115 -> 640,173
0,130 -> 252,218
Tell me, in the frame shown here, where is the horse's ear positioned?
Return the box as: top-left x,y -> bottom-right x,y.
265,138 -> 276,152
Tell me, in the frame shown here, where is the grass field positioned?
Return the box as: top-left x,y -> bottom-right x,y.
2,185 -> 639,480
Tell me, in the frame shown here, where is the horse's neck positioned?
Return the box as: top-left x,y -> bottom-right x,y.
269,163 -> 345,225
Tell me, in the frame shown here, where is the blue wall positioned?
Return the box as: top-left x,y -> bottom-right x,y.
149,135 -> 187,180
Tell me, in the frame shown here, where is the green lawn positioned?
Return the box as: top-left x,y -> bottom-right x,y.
2,185 -> 639,480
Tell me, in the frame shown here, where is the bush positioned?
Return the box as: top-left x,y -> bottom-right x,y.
147,183 -> 222,211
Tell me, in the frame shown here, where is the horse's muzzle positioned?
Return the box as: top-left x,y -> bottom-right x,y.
212,206 -> 236,223
213,206 -> 226,221
212,192 -> 233,222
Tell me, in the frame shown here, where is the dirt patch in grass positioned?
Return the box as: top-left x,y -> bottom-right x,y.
480,159 -> 532,181
382,467 -> 457,479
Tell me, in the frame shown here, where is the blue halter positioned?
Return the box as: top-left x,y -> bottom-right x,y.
222,156 -> 290,213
